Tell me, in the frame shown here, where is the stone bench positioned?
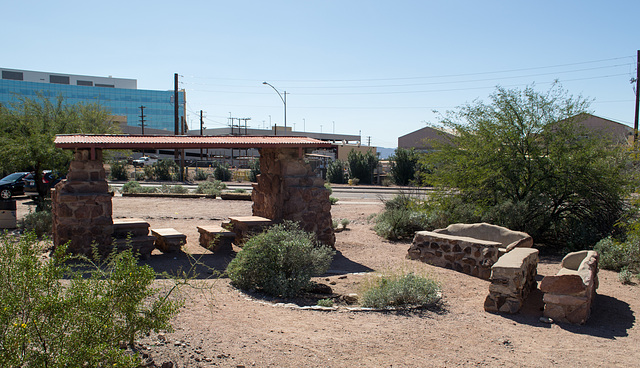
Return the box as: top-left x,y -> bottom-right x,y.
484,248 -> 539,314
112,218 -> 156,259
227,216 -> 273,245
197,225 -> 236,252
408,223 -> 533,279
151,228 -> 186,253
539,250 -> 599,324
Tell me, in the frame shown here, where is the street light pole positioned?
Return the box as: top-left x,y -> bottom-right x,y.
262,81 -> 287,130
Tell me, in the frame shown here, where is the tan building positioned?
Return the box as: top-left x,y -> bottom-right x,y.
571,113 -> 633,145
398,126 -> 453,151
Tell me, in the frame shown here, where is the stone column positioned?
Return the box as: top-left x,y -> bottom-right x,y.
252,147 -> 335,247
52,148 -> 113,255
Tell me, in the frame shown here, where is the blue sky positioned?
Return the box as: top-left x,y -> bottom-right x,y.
4,1 -> 639,148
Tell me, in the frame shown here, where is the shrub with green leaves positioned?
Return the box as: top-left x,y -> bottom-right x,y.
214,164 -> 232,181
374,193 -> 429,240
594,232 -> 640,273
152,159 -> 179,181
0,232 -> 182,367
327,159 -> 347,184
226,221 -> 335,298
248,158 -> 260,182
120,181 -> 157,194
195,180 -> 227,196
359,272 -> 440,308
194,169 -> 209,181
20,208 -> 52,237
317,298 -> 334,307
108,160 -> 129,181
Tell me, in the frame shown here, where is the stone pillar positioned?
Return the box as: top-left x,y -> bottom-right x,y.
252,147 -> 335,247
52,148 -> 113,255
484,248 -> 539,314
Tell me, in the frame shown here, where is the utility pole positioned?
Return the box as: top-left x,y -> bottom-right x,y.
367,136 -> 371,146
634,49 -> 640,146
139,106 -> 146,135
200,110 -> 204,162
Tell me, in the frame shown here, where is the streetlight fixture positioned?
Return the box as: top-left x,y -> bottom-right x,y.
262,81 -> 287,130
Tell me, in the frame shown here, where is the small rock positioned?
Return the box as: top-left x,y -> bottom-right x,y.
160,362 -> 174,368
338,275 -> 347,279
539,316 -> 554,324
329,281 -> 337,285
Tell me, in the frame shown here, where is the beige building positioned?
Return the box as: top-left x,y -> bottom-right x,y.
398,126 -> 453,151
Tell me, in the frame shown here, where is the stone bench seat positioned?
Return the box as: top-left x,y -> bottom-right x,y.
540,250 -> 599,324
484,248 -> 539,314
151,228 -> 186,253
227,216 -> 273,245
197,225 -> 236,252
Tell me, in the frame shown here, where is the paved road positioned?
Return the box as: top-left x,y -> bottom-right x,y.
108,182 -> 431,202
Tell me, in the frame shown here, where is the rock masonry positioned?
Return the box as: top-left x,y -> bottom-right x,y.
408,231 -> 500,279
484,248 -> 539,314
252,147 -> 335,247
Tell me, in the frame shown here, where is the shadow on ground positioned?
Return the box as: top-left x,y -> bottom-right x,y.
141,249 -> 374,280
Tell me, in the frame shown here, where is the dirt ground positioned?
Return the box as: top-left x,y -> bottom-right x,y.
17,195 -> 640,367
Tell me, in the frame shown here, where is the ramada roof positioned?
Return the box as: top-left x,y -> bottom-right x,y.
54,134 -> 333,150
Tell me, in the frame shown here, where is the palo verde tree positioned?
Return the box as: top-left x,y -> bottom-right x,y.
0,95 -> 118,209
421,83 -> 632,250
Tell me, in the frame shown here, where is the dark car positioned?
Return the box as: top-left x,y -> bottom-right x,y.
24,171 -> 65,199
0,172 -> 30,199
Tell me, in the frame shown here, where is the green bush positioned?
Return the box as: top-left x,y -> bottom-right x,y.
374,193 -> 429,240
152,159 -> 179,181
248,158 -> 260,182
20,208 -> 52,237
109,160 -> 129,181
195,180 -> 227,196
158,184 -> 189,194
317,298 -> 334,307
120,181 -> 158,194
348,150 -> 378,185
594,233 -> 640,272
194,169 -> 209,181
618,267 -> 635,284
214,164 -> 232,181
134,172 -> 145,181
359,272 -> 440,308
225,221 -> 335,298
327,159 -> 347,184
389,148 -> 420,186
0,232 -> 182,367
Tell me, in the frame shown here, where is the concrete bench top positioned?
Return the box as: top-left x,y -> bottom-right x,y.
492,248 -> 539,269
113,218 -> 149,226
414,230 -> 502,247
151,228 -> 185,238
197,225 -> 236,235
228,216 -> 273,225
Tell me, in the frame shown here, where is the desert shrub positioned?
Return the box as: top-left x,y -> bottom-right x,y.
225,221 -> 335,298
20,208 -> 52,237
359,271 -> 440,308
109,160 -> 129,181
156,159 -> 179,181
194,169 -> 209,181
195,180 -> 226,196
0,232 -> 182,367
594,233 -> 640,272
143,166 -> 154,180
158,184 -> 188,194
340,218 -> 350,229
134,172 -> 145,181
327,159 -> 347,184
120,181 -> 157,194
214,164 -> 232,181
248,158 -> 260,182
233,188 -> 247,193
348,150 -> 378,185
317,298 -> 334,307
374,193 -> 429,240
618,267 -> 635,284
330,196 -> 339,205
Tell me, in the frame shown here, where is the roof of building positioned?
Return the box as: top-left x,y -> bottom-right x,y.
54,134 -> 334,150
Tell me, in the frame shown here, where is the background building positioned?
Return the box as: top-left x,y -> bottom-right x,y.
0,67 -> 185,131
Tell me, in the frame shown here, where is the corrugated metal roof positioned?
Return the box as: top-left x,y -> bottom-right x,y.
54,134 -> 333,149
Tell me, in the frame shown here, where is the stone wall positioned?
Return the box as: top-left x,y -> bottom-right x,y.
252,147 -> 335,247
408,231 -> 501,279
484,248 -> 539,314
52,149 -> 113,255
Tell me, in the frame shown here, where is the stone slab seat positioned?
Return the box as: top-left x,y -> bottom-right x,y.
484,248 -> 539,314
539,250 -> 599,324
227,216 -> 274,245
197,225 -> 236,252
112,218 -> 151,238
434,222 -> 533,255
151,228 -> 186,253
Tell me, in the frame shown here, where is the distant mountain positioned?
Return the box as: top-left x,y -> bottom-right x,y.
376,147 -> 396,159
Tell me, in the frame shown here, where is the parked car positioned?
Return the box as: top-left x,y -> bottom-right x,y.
24,171 -> 65,199
0,172 -> 30,199
132,156 -> 157,167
